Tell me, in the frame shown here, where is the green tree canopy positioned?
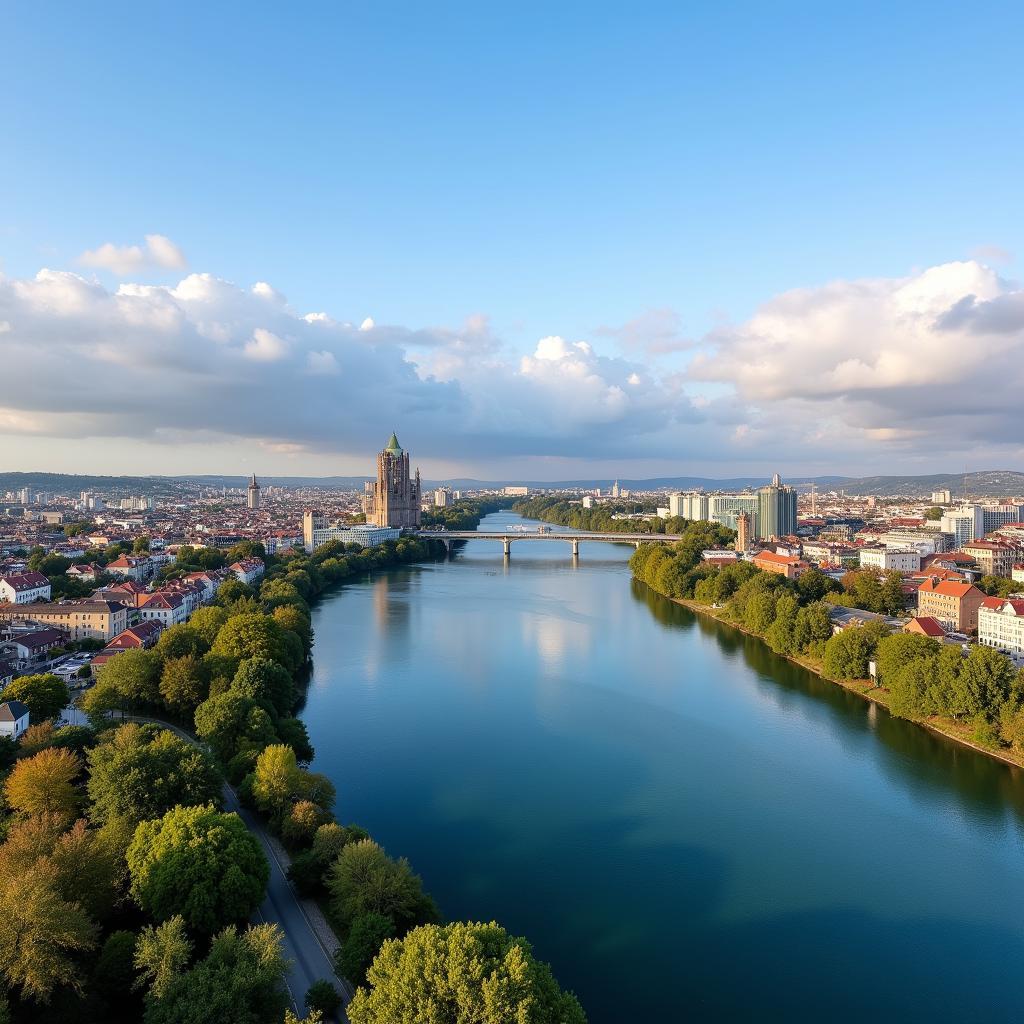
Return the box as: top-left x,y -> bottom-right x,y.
194,691 -> 277,762
347,921 -> 586,1024
159,656 -> 209,718
128,804 -> 268,932
140,923 -> 287,1024
231,657 -> 295,717
0,673 -> 70,722
4,747 -> 81,820
87,723 -> 223,825
156,623 -> 209,661
211,613 -> 302,673
189,605 -> 230,646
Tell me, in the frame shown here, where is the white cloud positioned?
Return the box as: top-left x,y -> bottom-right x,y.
79,234 -> 187,275
3,256 -> 1021,474
305,350 -> 340,375
243,328 -> 289,362
360,317 -> 375,331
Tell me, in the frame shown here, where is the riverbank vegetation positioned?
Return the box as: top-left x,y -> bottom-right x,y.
421,495 -> 512,531
0,515 -> 585,1020
631,538 -> 1024,757
512,495 -> 691,534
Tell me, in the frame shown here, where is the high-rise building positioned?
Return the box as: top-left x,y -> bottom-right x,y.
611,480 -> 621,498
247,474 -> 261,510
364,432 -> 421,528
931,489 -> 952,504
756,473 -> 797,539
434,488 -> 450,508
709,494 -> 759,532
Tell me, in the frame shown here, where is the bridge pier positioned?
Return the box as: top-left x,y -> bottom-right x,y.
503,537 -> 511,558
571,538 -> 579,558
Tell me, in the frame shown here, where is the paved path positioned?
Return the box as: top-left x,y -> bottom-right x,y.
125,715 -> 353,1020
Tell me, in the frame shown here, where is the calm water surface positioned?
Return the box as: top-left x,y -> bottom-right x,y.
302,511 -> 1024,1021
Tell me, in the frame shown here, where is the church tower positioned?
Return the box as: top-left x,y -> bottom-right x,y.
247,473 -> 261,510
365,432 -> 421,528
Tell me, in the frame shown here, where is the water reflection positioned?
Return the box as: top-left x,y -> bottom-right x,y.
631,579 -> 1024,830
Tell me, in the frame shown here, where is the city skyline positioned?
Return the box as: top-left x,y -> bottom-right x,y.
3,3 -> 1024,478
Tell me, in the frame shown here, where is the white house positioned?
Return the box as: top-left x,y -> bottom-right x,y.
0,571 -> 52,604
0,701 -> 30,739
859,548 -> 921,573
229,557 -> 266,586
137,591 -> 188,628
978,598 -> 1024,658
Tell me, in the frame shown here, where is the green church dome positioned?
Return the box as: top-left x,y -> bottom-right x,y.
385,432 -> 403,453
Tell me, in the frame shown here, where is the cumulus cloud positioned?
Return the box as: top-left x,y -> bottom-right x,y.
689,259 -> 1024,461
0,266 -> 709,466
3,257 -> 1022,473
79,234 -> 188,275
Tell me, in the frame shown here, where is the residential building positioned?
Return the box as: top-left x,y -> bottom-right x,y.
858,548 -> 921,573
503,486 -> 529,497
931,490 -> 952,504
229,557 -> 266,586
676,492 -> 710,521
1014,565 -> 1024,583
433,488 -> 450,508
0,571 -> 52,604
904,616 -> 947,639
752,549 -> 809,580
978,598 -> 1024,657
581,495 -> 594,509
915,578 -> 985,634
0,628 -> 66,670
961,540 -> 1016,578
137,592 -> 188,628
940,507 -> 985,546
364,433 -> 421,528
0,601 -> 128,642
0,701 -> 30,739
66,562 -> 104,582
105,554 -> 154,582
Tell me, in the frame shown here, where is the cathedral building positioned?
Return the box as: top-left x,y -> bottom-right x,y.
364,432 -> 421,528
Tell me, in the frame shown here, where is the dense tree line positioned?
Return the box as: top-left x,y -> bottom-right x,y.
421,496 -> 511,532
512,496 -> 691,535
632,538 -> 1024,753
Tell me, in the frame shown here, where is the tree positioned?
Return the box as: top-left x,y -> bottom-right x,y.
159,656 -> 208,717
140,923 -> 288,1024
133,536 -> 152,554
87,723 -> 223,825
347,921 -> 586,1024
887,657 -> 940,720
880,570 -> 906,616
128,805 -> 269,932
93,649 -> 164,708
194,691 -> 277,762
252,744 -> 304,821
231,657 -> 295,716
924,506 -> 943,521
93,929 -> 140,1006
765,593 -> 799,655
189,606 -> 230,646
874,632 -> 940,685
272,604 -> 312,651
792,601 -> 834,656
956,645 -> 1016,722
328,839 -> 438,935
4,747 -> 81,819
305,979 -> 342,1017
0,673 -> 70,722
134,915 -> 192,1000
212,613 -> 301,672
822,622 -> 888,681
276,717 -> 315,763
337,912 -> 395,985
281,800 -> 333,848
0,861 -> 99,1003
744,589 -> 779,634
797,567 -> 840,603
156,623 -> 208,661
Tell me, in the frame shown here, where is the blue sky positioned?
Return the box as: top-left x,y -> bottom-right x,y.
2,2 -> 1023,479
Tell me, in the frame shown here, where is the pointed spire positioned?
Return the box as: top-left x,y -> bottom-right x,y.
385,432 -> 403,453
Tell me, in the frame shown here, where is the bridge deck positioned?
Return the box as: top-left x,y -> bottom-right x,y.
413,531 -> 682,542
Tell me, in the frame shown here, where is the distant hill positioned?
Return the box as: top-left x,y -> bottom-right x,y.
2,469 -> 1023,499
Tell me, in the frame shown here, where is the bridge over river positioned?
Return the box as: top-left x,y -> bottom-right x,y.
412,529 -> 683,558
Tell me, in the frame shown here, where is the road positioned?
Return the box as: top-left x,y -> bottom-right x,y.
126,715 -> 350,1019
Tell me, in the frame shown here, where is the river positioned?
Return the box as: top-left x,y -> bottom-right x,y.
301,510 -> 1024,1021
